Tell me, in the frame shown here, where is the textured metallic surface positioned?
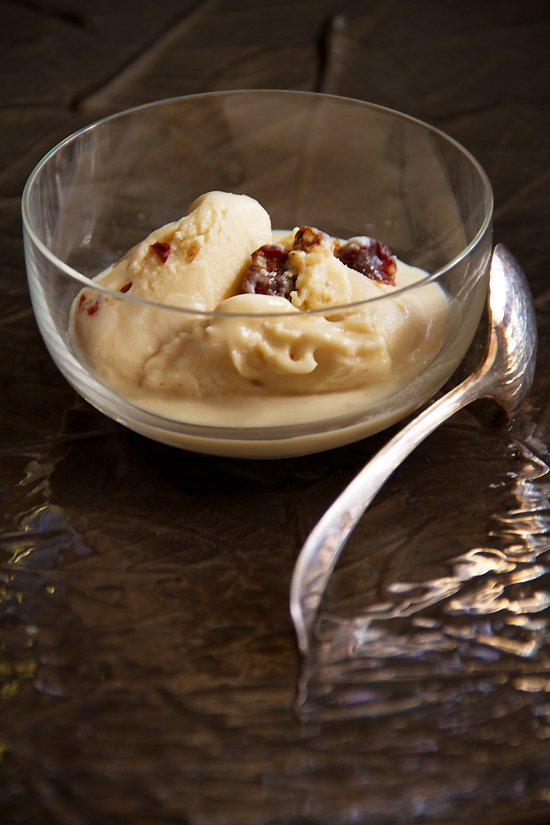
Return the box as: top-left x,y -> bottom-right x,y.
2,1 -> 550,823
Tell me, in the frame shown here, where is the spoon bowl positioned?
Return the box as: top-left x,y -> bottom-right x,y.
290,244 -> 537,655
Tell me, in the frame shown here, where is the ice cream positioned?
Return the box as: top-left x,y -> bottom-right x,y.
71,191 -> 272,390
70,191 -> 449,438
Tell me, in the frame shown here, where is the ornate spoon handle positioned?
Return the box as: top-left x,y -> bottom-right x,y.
290,373 -> 486,654
290,245 -> 537,656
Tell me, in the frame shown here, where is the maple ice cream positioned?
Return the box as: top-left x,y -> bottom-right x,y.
70,191 -> 449,429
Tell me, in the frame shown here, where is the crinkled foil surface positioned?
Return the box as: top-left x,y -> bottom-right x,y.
2,2 -> 550,823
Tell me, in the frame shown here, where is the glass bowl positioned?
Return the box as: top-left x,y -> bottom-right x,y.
22,90 -> 492,459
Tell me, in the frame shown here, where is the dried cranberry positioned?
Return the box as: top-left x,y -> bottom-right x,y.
293,225 -> 327,252
150,241 -> 171,263
242,244 -> 296,298
336,237 -> 397,285
77,293 -> 86,310
87,299 -> 101,316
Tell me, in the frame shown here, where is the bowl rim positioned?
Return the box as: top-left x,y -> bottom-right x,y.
21,88 -> 494,319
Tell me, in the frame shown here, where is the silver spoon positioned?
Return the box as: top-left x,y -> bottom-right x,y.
290,244 -> 537,655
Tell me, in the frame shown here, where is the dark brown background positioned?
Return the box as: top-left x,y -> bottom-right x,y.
2,1 -> 550,823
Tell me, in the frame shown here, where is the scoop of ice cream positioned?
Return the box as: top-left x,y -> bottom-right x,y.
141,264 -> 447,399
71,191 -> 272,386
71,195 -> 449,431
97,190 -> 272,309
141,292 -> 391,397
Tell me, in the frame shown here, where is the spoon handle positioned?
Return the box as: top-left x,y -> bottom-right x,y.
290,370 -> 488,655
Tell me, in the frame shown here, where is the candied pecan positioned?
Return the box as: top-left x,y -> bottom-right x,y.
150,241 -> 171,263
293,225 -> 328,252
336,237 -> 397,285
242,243 -> 296,298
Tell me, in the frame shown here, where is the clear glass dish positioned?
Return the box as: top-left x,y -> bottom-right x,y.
22,90 -> 492,458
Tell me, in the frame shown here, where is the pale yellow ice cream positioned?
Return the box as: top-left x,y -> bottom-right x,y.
71,191 -> 272,388
71,191 -> 449,434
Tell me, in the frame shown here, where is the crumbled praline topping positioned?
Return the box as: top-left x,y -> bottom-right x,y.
241,226 -> 330,298
335,237 -> 397,286
242,243 -> 296,298
292,225 -> 328,252
243,226 -> 398,299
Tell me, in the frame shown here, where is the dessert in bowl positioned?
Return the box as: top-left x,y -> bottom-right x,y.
22,90 -> 492,458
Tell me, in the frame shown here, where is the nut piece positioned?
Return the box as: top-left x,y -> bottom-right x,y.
335,237 -> 397,285
293,225 -> 328,252
242,244 -> 296,298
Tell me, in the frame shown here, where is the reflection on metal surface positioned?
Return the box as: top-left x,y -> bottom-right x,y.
1,411 -> 550,824
298,436 -> 550,722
